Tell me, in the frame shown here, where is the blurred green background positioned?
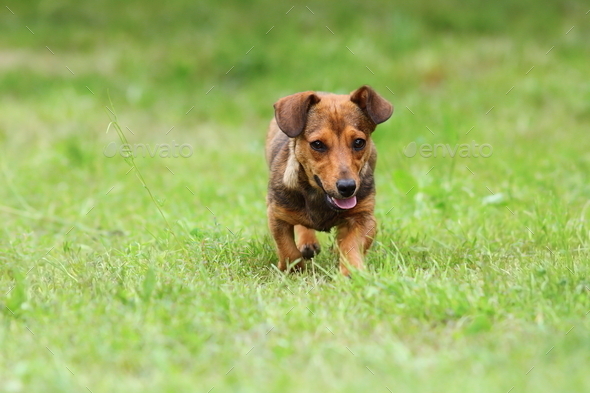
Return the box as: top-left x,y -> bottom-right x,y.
1,1 -> 590,392
2,0 -> 589,235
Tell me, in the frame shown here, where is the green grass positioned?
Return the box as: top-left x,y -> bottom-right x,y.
1,0 -> 590,392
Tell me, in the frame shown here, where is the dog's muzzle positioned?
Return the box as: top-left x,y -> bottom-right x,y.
314,175 -> 358,211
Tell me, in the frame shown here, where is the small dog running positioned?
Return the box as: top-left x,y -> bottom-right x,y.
265,85 -> 393,276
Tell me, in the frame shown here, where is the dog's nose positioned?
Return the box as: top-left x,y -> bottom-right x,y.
336,179 -> 356,198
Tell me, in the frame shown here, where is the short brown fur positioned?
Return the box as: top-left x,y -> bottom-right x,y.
266,85 -> 393,275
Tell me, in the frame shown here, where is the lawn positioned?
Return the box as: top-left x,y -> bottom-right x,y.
1,0 -> 589,392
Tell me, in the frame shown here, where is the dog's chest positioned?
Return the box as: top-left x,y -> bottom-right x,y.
302,193 -> 343,232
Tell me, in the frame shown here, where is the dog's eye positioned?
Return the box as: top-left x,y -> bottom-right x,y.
310,140 -> 327,152
353,139 -> 366,150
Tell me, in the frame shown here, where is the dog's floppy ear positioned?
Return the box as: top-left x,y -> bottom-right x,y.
274,91 -> 320,138
350,85 -> 393,125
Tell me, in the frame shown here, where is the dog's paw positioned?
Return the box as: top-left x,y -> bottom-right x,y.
300,243 -> 321,259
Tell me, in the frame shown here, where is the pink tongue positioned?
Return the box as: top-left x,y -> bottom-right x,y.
333,196 -> 357,209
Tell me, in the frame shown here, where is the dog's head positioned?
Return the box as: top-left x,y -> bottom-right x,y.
273,85 -> 393,211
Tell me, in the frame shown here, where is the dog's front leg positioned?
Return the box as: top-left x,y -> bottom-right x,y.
336,216 -> 376,276
295,225 -> 321,259
268,209 -> 304,271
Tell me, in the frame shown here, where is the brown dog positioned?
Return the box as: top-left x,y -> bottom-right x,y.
265,85 -> 393,276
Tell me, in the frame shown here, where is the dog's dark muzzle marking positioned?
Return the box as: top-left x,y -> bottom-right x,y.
313,175 -> 324,191
314,175 -> 341,211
